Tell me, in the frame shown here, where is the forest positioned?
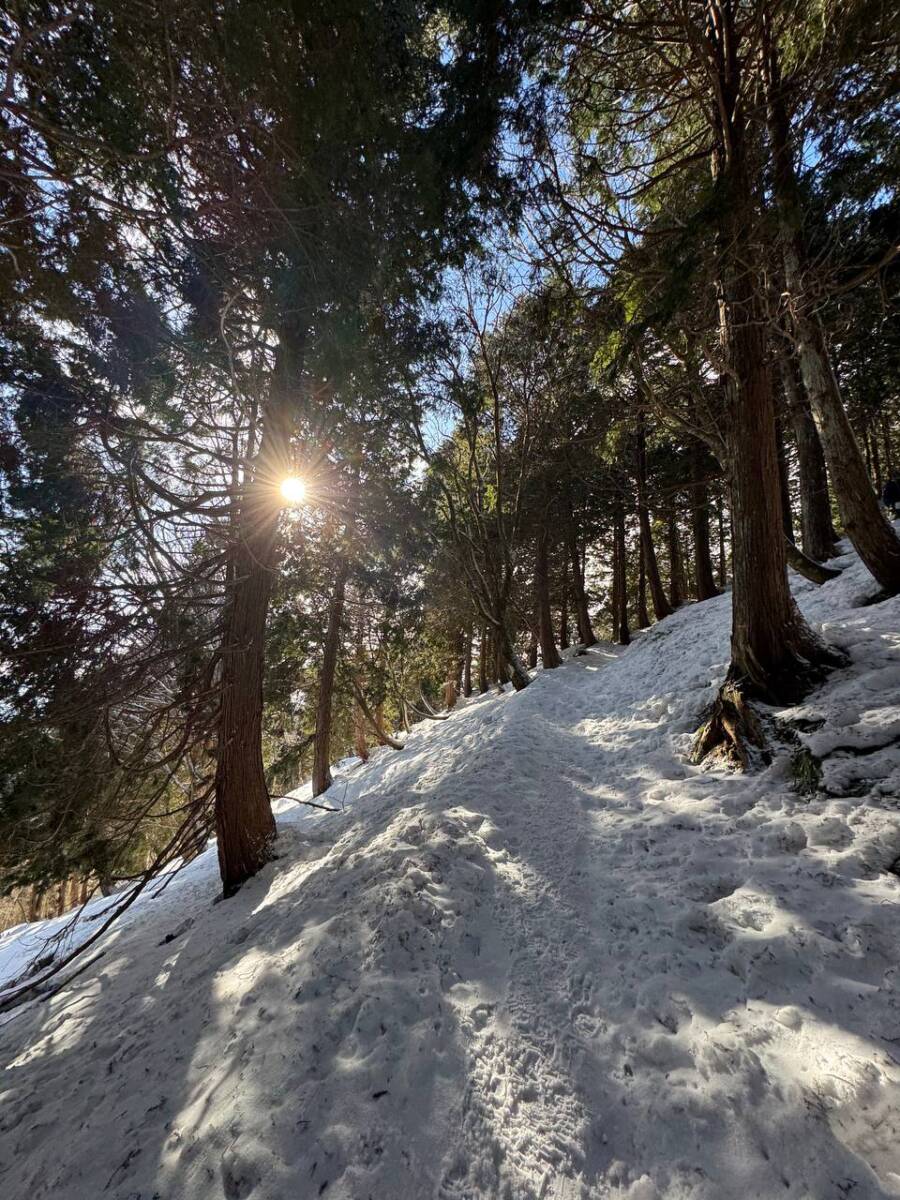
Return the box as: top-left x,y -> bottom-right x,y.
0,3 -> 899,1198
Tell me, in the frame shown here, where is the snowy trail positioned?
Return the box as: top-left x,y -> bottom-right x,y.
2,545 -> 900,1199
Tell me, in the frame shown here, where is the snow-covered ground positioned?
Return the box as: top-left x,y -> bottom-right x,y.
2,542 -> 900,1199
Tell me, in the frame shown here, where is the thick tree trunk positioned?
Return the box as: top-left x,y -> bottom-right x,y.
567,523 -> 597,646
214,331 -> 305,893
690,442 -> 719,600
707,5 -> 828,704
214,478 -> 280,893
535,528 -> 562,668
779,351 -> 836,561
612,503 -> 631,646
312,558 -> 350,797
764,29 -> 900,592
478,627 -> 489,693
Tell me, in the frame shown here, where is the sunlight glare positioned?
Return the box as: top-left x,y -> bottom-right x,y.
280,476 -> 307,505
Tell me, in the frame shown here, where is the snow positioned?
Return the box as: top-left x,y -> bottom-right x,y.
2,543 -> 900,1199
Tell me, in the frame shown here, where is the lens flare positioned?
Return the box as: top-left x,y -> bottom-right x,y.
280,476 -> 307,505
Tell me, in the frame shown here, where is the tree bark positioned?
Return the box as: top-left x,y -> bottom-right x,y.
567,523 -> 597,646
775,416 -> 795,541
497,615 -> 530,689
636,542 -> 651,628
690,442 -> 719,600
350,679 -> 404,749
779,350 -> 836,561
784,537 -> 841,585
559,553 -> 570,650
635,410 -> 672,621
526,623 -> 538,670
667,507 -> 685,608
214,456 -> 280,893
214,332 -> 304,893
462,627 -> 473,697
478,627 -> 489,693
353,698 -> 369,763
312,557 -> 350,797
764,26 -> 900,592
708,2 -> 828,702
535,528 -> 562,668
612,503 -> 631,646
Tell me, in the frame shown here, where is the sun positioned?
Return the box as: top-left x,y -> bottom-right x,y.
280,476 -> 307,505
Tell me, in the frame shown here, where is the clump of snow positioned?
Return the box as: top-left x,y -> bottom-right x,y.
1,543 -> 899,1198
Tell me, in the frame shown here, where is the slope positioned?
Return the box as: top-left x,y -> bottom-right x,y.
1,542 -> 900,1199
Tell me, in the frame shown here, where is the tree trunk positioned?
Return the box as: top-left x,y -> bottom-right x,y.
214,332 -> 304,893
478,627 -> 489,693
351,680 -> 404,749
497,615 -> 531,689
636,542 -> 651,628
567,523 -> 597,646
784,537 -> 842,585
353,698 -> 369,763
535,528 -> 562,668
612,503 -> 631,646
690,442 -> 719,600
667,508 -> 685,608
717,492 -> 728,588
638,511 -> 668,622
214,474 -> 280,893
882,414 -> 894,478
526,624 -> 538,670
312,558 -> 350,797
462,628 -> 473,697
708,3 -> 828,703
775,417 -> 795,541
635,412 -> 672,621
764,27 -> 900,592
559,553 -> 570,650
870,428 -> 883,495
779,350 -> 836,561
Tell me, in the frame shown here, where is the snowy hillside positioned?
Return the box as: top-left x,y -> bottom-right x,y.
2,543 -> 900,1200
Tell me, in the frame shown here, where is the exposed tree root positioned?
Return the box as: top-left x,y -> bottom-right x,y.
691,680 -> 767,769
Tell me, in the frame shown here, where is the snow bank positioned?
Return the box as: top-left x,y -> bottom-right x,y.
1,544 -> 899,1199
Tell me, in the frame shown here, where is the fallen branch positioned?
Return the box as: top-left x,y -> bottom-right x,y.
270,794 -> 339,813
